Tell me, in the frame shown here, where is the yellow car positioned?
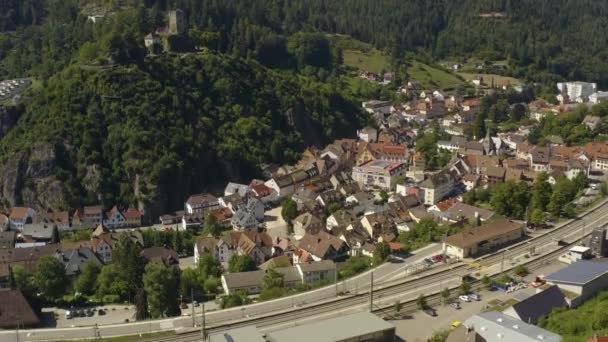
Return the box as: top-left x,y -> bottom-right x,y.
451,321 -> 462,329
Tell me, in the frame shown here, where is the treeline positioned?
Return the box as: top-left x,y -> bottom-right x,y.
3,1 -> 608,84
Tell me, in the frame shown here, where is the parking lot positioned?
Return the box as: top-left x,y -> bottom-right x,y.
0,78 -> 31,101
390,260 -> 567,341
47,304 -> 137,328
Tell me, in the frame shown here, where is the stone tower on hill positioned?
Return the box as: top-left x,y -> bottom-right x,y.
169,9 -> 186,35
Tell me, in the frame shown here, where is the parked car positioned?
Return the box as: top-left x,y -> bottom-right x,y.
432,255 -> 443,263
451,321 -> 462,329
423,308 -> 437,317
469,294 -> 481,301
65,310 -> 73,319
86,308 -> 95,317
424,258 -> 433,265
450,302 -> 461,310
193,301 -> 200,307
459,295 -> 471,302
98,309 -> 105,316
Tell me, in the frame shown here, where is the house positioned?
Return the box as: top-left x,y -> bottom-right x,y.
123,208 -> 143,227
315,190 -> 342,207
529,146 -> 551,172
583,115 -> 602,130
590,91 -> 608,104
446,202 -> 495,223
458,311 -> 561,342
229,231 -> 273,266
503,285 -> 568,324
484,166 -> 506,187
419,170 -> 455,205
21,222 -> 58,243
352,160 -> 406,190
543,260 -> 608,307
296,260 -> 337,285
231,209 -> 258,231
297,231 -> 349,261
36,211 -> 70,231
185,193 -> 220,215
221,267 -> 302,295
81,205 -> 103,228
360,213 -> 395,241
265,174 -> 297,198
9,207 -> 35,230
141,246 -> 179,267
194,235 -> 235,265
224,182 -> 250,197
358,126 -> 378,142
326,210 -> 357,231
444,219 -> 524,259
0,245 -> 58,276
103,205 -> 126,229
265,312 -> 396,342
345,191 -> 376,215
56,247 -> 103,277
0,290 -> 40,328
221,270 -> 265,295
291,187 -> 317,211
462,174 -> 480,191
250,183 -> 277,203
293,213 -> 324,237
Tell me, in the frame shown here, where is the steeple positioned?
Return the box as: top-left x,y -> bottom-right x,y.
483,122 -> 495,155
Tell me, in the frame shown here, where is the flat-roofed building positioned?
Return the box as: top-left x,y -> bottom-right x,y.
443,219 -> 524,259
352,160 -> 405,190
544,260 -> 608,307
265,312 -> 396,342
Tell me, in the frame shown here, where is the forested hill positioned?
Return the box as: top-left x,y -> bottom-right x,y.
0,53 -> 364,216
2,0 -> 608,84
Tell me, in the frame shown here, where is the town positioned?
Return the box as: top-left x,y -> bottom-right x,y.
3,2 -> 608,342
2,75 -> 608,342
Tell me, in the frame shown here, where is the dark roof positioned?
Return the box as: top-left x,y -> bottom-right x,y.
544,260 -> 608,285
0,289 -> 40,328
140,247 -> 179,266
57,247 -> 103,276
506,285 -> 567,324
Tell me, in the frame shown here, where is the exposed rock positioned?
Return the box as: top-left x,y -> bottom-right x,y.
0,143 -> 68,210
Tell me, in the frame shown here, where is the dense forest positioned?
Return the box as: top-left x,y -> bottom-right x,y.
2,0 -> 608,84
0,52 -> 363,215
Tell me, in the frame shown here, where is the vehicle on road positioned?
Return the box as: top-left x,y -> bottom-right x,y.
469,294 -> 481,301
423,308 -> 437,317
450,302 -> 461,310
459,295 -> 470,302
451,321 -> 462,329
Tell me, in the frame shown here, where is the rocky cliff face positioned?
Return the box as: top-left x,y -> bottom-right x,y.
0,143 -> 68,211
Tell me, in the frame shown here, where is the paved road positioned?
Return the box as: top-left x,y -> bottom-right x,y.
4,199 -> 607,341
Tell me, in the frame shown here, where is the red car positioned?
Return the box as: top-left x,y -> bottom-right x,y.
432,255 -> 443,263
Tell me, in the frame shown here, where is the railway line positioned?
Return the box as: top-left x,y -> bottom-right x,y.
143,199 -> 608,341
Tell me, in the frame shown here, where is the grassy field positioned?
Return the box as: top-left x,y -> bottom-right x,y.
407,61 -> 465,90
342,49 -> 390,74
458,72 -> 522,87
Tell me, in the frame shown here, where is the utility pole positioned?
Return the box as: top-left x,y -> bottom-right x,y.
201,303 -> 206,341
191,288 -> 195,327
369,272 -> 374,312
